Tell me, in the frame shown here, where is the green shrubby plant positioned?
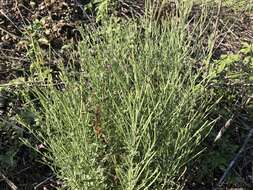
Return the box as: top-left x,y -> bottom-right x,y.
19,2 -> 220,189
1,1 -> 253,189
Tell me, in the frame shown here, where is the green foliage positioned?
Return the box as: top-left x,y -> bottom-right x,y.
192,134 -> 239,183
18,5 -> 219,189
0,121 -> 23,171
21,19 -> 49,60
212,42 -> 253,115
84,0 -> 115,22
1,1 -> 253,189
189,42 -> 253,187
212,42 -> 253,82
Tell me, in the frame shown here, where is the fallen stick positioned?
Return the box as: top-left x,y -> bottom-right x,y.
213,127 -> 253,190
0,172 -> 18,190
34,176 -> 53,189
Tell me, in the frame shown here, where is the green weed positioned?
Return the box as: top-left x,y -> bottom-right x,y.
18,1 -> 220,190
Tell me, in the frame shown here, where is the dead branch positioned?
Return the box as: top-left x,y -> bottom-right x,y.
0,171 -> 17,190
213,127 -> 253,190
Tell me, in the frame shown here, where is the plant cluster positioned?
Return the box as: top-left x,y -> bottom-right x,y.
18,5 -> 219,189
1,0 -> 253,189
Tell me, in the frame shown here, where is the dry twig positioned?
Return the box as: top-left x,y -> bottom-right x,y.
0,171 -> 17,190
213,126 -> 253,190
34,176 -> 53,189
